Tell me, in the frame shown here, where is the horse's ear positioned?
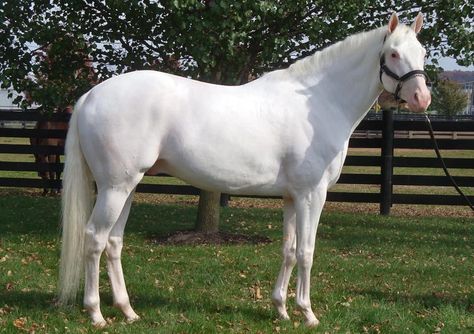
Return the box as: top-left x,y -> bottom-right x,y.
388,12 -> 399,33
411,12 -> 423,34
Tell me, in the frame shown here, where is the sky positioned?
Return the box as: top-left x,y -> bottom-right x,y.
437,57 -> 474,71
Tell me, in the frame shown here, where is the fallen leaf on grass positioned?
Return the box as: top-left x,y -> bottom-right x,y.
13,317 -> 27,329
363,324 -> 381,333
292,309 -> 301,316
433,321 -> 445,333
249,285 -> 263,300
177,313 -> 191,324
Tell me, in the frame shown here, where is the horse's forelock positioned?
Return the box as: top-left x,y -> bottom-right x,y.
382,24 -> 418,51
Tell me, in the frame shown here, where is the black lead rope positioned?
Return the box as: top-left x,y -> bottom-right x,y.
424,113 -> 474,211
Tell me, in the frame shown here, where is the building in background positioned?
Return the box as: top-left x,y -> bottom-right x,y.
461,81 -> 474,115
0,89 -> 21,110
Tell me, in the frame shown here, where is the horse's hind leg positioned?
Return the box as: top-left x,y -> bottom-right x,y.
83,185 -> 136,327
105,190 -> 140,322
272,198 -> 297,320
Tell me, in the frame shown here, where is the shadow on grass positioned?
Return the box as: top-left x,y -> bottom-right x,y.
0,193 -> 364,241
318,213 -> 473,249
0,198 -> 199,237
129,292 -> 274,323
348,287 -> 473,312
6,289 -> 273,324
0,290 -> 57,311
0,195 -> 61,236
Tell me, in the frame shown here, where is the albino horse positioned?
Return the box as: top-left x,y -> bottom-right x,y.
59,13 -> 431,327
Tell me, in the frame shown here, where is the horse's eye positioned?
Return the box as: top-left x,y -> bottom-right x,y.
391,52 -> 399,59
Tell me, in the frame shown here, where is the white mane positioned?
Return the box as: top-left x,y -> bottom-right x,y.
283,25 -> 411,80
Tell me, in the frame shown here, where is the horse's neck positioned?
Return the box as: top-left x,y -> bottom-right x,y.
303,28 -> 385,131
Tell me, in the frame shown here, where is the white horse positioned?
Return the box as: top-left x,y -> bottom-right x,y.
59,13 -> 431,327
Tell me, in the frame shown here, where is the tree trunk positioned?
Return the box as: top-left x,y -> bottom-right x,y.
195,190 -> 220,233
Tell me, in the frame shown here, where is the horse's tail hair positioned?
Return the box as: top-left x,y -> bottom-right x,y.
58,93 -> 94,305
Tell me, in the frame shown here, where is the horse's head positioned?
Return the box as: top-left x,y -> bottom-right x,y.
380,12 -> 431,113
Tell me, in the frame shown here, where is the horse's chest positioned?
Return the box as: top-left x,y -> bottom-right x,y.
288,138 -> 349,190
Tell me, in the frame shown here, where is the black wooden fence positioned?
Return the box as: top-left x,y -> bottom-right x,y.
1,109 -> 473,214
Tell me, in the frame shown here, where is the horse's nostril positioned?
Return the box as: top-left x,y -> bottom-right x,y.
414,92 -> 420,103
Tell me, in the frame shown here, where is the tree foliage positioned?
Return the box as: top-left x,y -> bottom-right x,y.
431,79 -> 469,116
1,0 -> 473,109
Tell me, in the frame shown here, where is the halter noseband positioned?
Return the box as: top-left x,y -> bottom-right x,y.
379,36 -> 430,102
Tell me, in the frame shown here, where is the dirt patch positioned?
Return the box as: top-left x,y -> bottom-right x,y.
151,230 -> 272,246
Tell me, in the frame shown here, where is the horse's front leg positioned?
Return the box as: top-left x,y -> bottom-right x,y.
294,188 -> 326,327
272,198 -> 297,320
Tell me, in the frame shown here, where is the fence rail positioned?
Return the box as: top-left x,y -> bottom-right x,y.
1,109 -> 473,214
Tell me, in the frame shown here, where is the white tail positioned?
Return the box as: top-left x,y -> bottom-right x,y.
58,94 -> 95,305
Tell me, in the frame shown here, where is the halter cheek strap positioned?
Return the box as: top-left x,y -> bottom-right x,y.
379,56 -> 429,101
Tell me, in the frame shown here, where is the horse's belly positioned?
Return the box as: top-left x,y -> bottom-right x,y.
155,154 -> 286,196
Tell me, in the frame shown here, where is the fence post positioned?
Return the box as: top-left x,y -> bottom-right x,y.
380,109 -> 394,215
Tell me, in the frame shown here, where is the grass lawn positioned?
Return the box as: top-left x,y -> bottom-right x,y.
0,194 -> 473,333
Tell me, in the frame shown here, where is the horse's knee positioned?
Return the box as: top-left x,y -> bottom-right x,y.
106,236 -> 123,260
283,245 -> 297,266
296,249 -> 314,269
84,229 -> 108,259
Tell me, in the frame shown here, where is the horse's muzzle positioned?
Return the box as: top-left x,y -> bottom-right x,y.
407,87 -> 431,113
404,76 -> 431,113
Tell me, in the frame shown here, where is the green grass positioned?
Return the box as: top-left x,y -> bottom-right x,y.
0,194 -> 473,333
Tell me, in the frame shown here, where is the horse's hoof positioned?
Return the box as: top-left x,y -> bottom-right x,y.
278,312 -> 290,321
92,319 -> 107,328
305,318 -> 320,328
126,314 -> 140,323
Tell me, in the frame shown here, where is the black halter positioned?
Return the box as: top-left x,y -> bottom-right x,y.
379,37 -> 430,101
